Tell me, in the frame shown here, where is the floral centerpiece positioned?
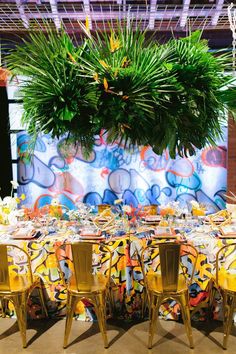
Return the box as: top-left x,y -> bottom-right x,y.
48,198 -> 63,219
114,199 -> 146,231
23,198 -> 68,223
159,201 -> 181,218
0,181 -> 25,225
23,205 -> 49,221
66,202 -> 92,225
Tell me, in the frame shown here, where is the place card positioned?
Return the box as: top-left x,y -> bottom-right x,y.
11,227 -> 40,239
153,227 -> 176,238
80,228 -> 102,238
219,225 -> 236,238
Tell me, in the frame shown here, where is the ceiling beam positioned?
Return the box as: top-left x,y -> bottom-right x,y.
148,0 -> 157,30
16,0 -> 29,28
180,0 -> 190,28
211,0 -> 224,26
0,11 -> 225,21
50,0 -> 61,30
0,6 -> 228,28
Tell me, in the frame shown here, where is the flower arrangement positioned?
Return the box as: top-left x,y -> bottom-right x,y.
0,181 -> 25,225
159,201 -> 180,218
48,198 -> 63,219
124,205 -> 146,225
23,205 -> 49,221
66,209 -> 81,222
114,199 -> 146,227
23,199 -> 66,221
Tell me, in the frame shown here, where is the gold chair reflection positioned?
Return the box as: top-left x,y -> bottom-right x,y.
0,244 -> 48,348
143,205 -> 157,215
55,241 -> 112,349
141,242 -> 198,349
213,243 -> 236,349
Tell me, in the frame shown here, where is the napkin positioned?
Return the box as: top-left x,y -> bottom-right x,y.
11,227 -> 39,239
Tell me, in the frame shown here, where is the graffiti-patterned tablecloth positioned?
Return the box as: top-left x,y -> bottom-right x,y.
1,233 -> 234,321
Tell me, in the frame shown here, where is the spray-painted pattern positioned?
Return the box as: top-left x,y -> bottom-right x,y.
17,127 -> 227,212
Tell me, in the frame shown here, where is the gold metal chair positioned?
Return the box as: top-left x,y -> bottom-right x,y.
213,243 -> 236,349
55,241 -> 112,349
141,242 -> 198,349
143,205 -> 157,215
208,209 -> 231,229
97,204 -> 111,214
0,244 -> 48,348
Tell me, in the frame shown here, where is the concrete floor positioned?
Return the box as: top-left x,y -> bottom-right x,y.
0,318 -> 235,354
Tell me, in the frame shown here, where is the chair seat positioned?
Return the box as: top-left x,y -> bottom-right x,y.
68,273 -> 108,294
218,272 -> 236,293
147,273 -> 188,294
0,274 -> 37,294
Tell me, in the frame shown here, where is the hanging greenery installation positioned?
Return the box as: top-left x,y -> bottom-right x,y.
7,25 -> 235,157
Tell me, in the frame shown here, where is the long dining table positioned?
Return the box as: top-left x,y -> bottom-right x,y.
0,218 -> 235,322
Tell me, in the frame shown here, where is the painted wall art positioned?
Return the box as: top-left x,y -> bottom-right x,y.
17,127 -> 227,213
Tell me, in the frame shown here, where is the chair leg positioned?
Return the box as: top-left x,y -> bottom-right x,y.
13,293 -> 28,348
1,298 -> 8,318
63,294 -> 78,349
148,293 -> 159,349
94,293 -> 108,348
141,287 -> 148,319
107,284 -> 115,318
223,293 -> 235,350
208,279 -> 215,320
37,286 -> 48,317
179,292 -> 194,349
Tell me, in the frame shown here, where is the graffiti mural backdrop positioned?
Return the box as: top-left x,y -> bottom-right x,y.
17,127 -> 227,212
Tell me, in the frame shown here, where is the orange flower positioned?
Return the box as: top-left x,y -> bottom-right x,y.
103,77 -> 109,92
109,34 -> 121,53
67,52 -> 76,63
121,56 -> 130,68
122,95 -> 129,100
93,72 -> 99,82
160,207 -> 174,217
85,15 -> 90,32
49,205 -> 63,218
99,60 -> 109,69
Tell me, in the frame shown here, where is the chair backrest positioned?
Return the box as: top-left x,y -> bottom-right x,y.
72,243 -> 93,291
159,243 -> 181,292
216,243 -> 236,286
209,209 -> 231,228
143,205 -> 157,215
141,242 -> 198,293
56,241 -> 112,292
98,204 -> 111,214
0,245 -> 10,291
0,244 -> 33,292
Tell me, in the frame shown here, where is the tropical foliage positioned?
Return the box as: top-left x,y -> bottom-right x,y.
7,25 -> 235,157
